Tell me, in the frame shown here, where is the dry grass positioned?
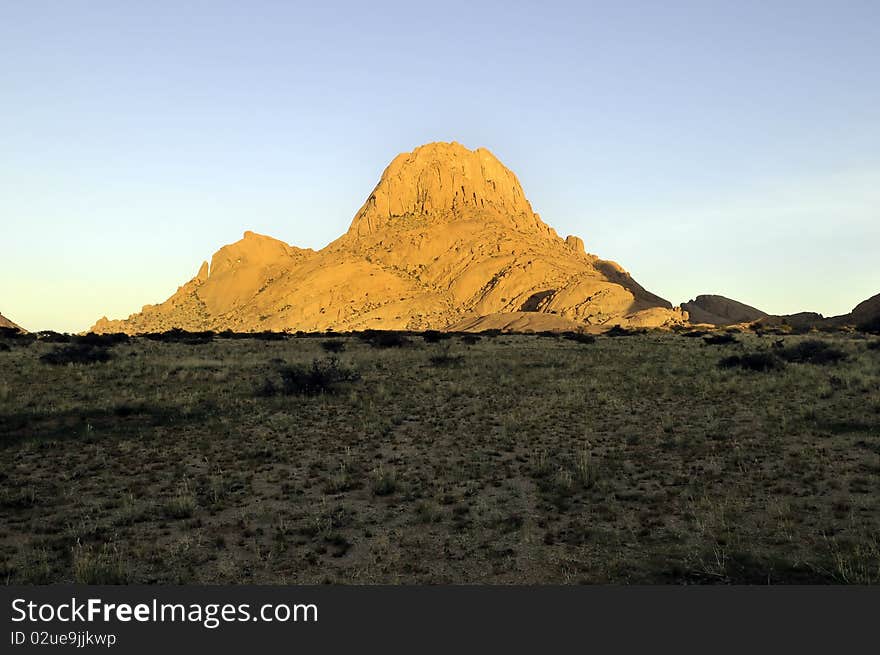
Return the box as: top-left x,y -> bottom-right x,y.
0,331 -> 878,584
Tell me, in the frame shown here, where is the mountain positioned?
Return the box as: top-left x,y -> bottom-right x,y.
92,142 -> 685,334
0,312 -> 24,332
681,294 -> 768,326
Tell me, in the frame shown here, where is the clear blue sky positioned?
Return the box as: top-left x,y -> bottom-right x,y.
2,0 -> 878,332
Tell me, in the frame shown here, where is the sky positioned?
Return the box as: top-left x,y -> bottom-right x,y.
1,0 -> 878,332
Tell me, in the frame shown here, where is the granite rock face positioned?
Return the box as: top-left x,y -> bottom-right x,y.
92,142 -> 685,334
681,294 -> 768,326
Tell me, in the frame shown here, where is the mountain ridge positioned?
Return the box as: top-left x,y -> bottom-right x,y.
92,141 -> 688,334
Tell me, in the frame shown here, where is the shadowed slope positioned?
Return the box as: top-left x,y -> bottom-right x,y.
851,293 -> 880,327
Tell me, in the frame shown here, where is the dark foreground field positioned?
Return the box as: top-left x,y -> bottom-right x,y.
1,330 -> 878,584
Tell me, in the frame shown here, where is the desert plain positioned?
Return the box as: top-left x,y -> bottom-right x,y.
1,327 -> 878,584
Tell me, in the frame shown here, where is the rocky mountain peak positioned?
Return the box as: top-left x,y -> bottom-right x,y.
346,141 -> 548,237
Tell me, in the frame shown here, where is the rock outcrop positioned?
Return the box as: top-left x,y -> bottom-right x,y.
744,293 -> 880,332
92,142 -> 685,334
753,312 -> 826,330
851,292 -> 880,328
565,235 -> 585,254
681,294 -> 768,326
346,142 -> 549,238
0,312 -> 24,332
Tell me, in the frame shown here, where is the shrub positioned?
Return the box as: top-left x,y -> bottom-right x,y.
359,330 -> 411,348
529,449 -> 553,478
574,450 -> 599,489
262,358 -> 360,396
777,340 -> 847,365
163,494 -> 195,519
0,343 -> 9,352
604,325 -> 642,337
15,547 -> 52,584
74,332 -> 130,346
36,331 -> 71,343
415,500 -> 443,523
216,330 -> 251,340
429,352 -> 464,367
324,463 -> 357,494
321,340 -> 346,354
216,329 -> 287,340
0,328 -> 34,347
41,344 -> 112,365
867,340 -> 880,351
703,333 -> 739,345
719,352 -> 784,372
460,334 -> 482,345
252,331 -> 288,341
681,330 -> 708,338
422,330 -> 451,343
857,315 -> 880,335
561,331 -> 596,345
370,466 -> 398,496
72,542 -> 129,584
144,328 -> 213,344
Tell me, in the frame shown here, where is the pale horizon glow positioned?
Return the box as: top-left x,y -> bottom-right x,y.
2,1 -> 878,332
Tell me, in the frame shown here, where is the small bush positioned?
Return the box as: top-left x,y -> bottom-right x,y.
422,330 -> 451,343
252,331 -> 288,341
604,325 -> 642,337
562,331 -> 596,344
529,449 -> 553,478
16,547 -> 52,584
429,352 -> 464,367
262,358 -> 360,396
41,344 -> 112,365
0,342 -> 9,352
703,333 -> 739,345
359,330 -> 411,348
162,495 -> 195,519
144,328 -> 213,344
857,316 -> 880,335
72,542 -> 129,584
216,329 -> 287,340
681,330 -> 708,338
460,334 -> 482,345
74,332 -> 130,346
0,328 -> 34,347
415,500 -> 443,523
719,352 -> 784,372
371,466 -> 398,496
321,340 -> 346,354
324,463 -> 357,494
36,331 -> 71,343
574,450 -> 599,488
777,340 -> 847,365
867,340 -> 880,351
216,330 -> 251,340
